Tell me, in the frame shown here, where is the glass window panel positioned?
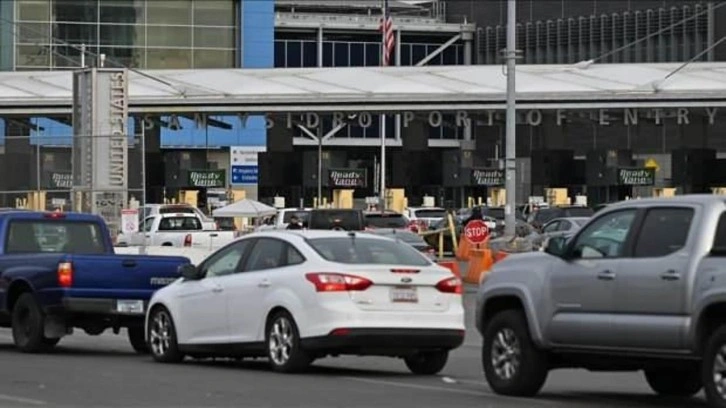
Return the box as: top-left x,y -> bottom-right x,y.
146,48 -> 192,69
53,44 -> 89,67
99,24 -> 144,47
400,43 -> 411,66
99,47 -> 144,68
365,43 -> 380,66
334,42 -> 349,66
350,43 -> 364,66
193,0 -> 234,26
18,0 -> 50,21
16,44 -> 50,67
274,40 -> 285,67
322,42 -> 333,67
193,49 -> 234,68
53,23 -> 97,45
411,44 -> 426,64
442,46 -> 456,65
147,26 -> 191,47
286,41 -> 301,67
54,0 -> 97,23
193,27 -> 234,49
426,45 -> 442,65
302,41 -> 317,67
17,22 -> 51,44
100,0 -> 145,24
147,0 -> 192,25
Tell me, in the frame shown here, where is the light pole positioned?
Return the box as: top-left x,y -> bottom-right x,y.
503,0 -> 517,238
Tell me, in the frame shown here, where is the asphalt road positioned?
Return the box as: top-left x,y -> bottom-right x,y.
0,288 -> 709,408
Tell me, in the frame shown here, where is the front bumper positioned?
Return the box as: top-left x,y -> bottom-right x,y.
300,328 -> 465,357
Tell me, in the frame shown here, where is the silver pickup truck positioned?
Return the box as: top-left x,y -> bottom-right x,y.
475,195 -> 726,407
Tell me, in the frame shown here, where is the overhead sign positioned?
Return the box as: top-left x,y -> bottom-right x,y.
121,209 -> 139,234
188,170 -> 226,188
230,146 -> 266,185
471,169 -> 504,186
47,172 -> 73,189
464,219 -> 490,245
618,168 -> 655,186
328,168 -> 367,188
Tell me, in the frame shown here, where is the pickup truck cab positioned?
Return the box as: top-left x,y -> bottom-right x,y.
0,211 -> 190,354
257,208 -> 311,231
118,213 -> 237,250
475,195 -> 726,407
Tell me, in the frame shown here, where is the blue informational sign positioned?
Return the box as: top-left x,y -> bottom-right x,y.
231,165 -> 259,185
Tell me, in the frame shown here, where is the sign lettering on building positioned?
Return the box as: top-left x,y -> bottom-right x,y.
471,169 -> 504,186
618,168 -> 655,186
188,170 -> 226,188
50,172 -> 73,189
328,168 -> 367,188
108,72 -> 127,187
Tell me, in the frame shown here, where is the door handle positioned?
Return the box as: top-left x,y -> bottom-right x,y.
122,260 -> 137,268
597,270 -> 616,281
210,233 -> 219,237
212,285 -> 224,293
258,280 -> 271,288
661,270 -> 681,281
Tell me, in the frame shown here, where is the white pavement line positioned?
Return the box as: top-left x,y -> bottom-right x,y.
343,377 -> 557,406
0,394 -> 47,406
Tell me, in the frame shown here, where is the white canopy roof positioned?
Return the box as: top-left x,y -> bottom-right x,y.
3,62 -> 726,114
212,199 -> 277,218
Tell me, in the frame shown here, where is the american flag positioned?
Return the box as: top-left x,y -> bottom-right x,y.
379,0 -> 394,66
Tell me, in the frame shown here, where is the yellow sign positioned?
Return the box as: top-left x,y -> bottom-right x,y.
645,158 -> 660,172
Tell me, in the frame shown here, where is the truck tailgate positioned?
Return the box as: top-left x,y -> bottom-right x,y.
65,254 -> 189,299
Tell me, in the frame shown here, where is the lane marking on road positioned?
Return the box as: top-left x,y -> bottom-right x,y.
0,394 -> 47,406
342,377 -> 558,406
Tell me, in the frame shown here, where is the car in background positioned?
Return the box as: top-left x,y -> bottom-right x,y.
404,207 -> 447,230
258,208 -> 312,231
527,205 -> 594,230
141,204 -> 217,231
363,211 -> 410,230
370,228 -> 436,259
146,230 -> 465,374
539,217 -> 590,238
308,209 -> 365,231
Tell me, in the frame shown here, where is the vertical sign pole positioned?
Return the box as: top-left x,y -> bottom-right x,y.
504,0 -> 517,238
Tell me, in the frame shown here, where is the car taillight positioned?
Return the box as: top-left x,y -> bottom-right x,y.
44,211 -> 66,219
436,277 -> 462,294
58,261 -> 73,287
305,273 -> 373,292
183,234 -> 192,247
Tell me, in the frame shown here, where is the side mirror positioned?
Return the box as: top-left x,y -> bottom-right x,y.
178,263 -> 201,280
543,236 -> 568,257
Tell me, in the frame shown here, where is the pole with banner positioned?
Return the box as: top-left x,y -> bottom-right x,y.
379,0 -> 394,210
504,0 -> 517,238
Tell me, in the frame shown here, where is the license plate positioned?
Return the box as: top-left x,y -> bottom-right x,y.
390,286 -> 418,303
116,300 -> 144,314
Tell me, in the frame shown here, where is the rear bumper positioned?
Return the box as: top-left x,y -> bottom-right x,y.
300,328 -> 465,356
49,297 -> 148,318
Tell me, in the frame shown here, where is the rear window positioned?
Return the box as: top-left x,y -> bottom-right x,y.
158,217 -> 202,231
309,210 -> 363,230
573,218 -> 589,227
308,237 -> 430,266
365,213 -> 408,228
282,211 -> 310,223
6,220 -> 105,254
412,209 -> 446,218
482,208 -> 505,219
564,207 -> 595,217
158,206 -> 196,214
376,231 -> 425,244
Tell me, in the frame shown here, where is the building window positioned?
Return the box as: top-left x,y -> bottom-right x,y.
14,0 -> 237,70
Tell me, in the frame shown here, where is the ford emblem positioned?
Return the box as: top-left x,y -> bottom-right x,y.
401,277 -> 412,283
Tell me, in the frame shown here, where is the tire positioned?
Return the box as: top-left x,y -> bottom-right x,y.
482,309 -> 549,397
266,311 -> 311,373
404,350 -> 449,375
128,326 -> 149,354
11,293 -> 50,353
703,325 -> 726,408
644,366 -> 702,397
147,307 -> 183,363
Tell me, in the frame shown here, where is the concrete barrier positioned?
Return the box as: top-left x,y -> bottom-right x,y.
114,246 -> 213,265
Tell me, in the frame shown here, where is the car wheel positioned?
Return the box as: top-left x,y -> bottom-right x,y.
644,366 -> 701,397
12,293 -> 50,353
266,311 -> 311,373
127,326 -> 149,354
147,307 -> 183,363
703,325 -> 726,408
404,350 -> 449,375
482,309 -> 548,397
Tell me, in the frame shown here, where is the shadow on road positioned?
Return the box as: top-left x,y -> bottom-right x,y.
187,357 -> 410,378
538,391 -> 707,407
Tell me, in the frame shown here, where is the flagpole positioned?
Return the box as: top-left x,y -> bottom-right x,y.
379,0 -> 387,211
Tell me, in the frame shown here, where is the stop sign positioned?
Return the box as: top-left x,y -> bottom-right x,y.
464,219 -> 490,244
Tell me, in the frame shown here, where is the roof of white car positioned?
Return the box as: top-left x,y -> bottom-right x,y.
248,229 -> 390,240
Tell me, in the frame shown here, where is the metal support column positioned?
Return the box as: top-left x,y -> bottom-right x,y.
317,26 -> 324,67
462,30 -> 473,141
504,0 -> 517,238
395,29 -> 402,142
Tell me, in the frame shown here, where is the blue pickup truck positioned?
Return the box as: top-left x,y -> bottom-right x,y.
0,210 -> 190,353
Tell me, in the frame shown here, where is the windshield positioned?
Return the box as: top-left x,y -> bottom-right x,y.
6,220 -> 106,254
282,210 -> 310,223
365,214 -> 408,228
412,209 -> 446,218
375,231 -> 425,244
158,217 -> 202,231
565,207 -> 595,217
308,237 -> 430,266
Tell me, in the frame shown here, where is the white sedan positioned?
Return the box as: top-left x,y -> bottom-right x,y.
145,230 -> 465,374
